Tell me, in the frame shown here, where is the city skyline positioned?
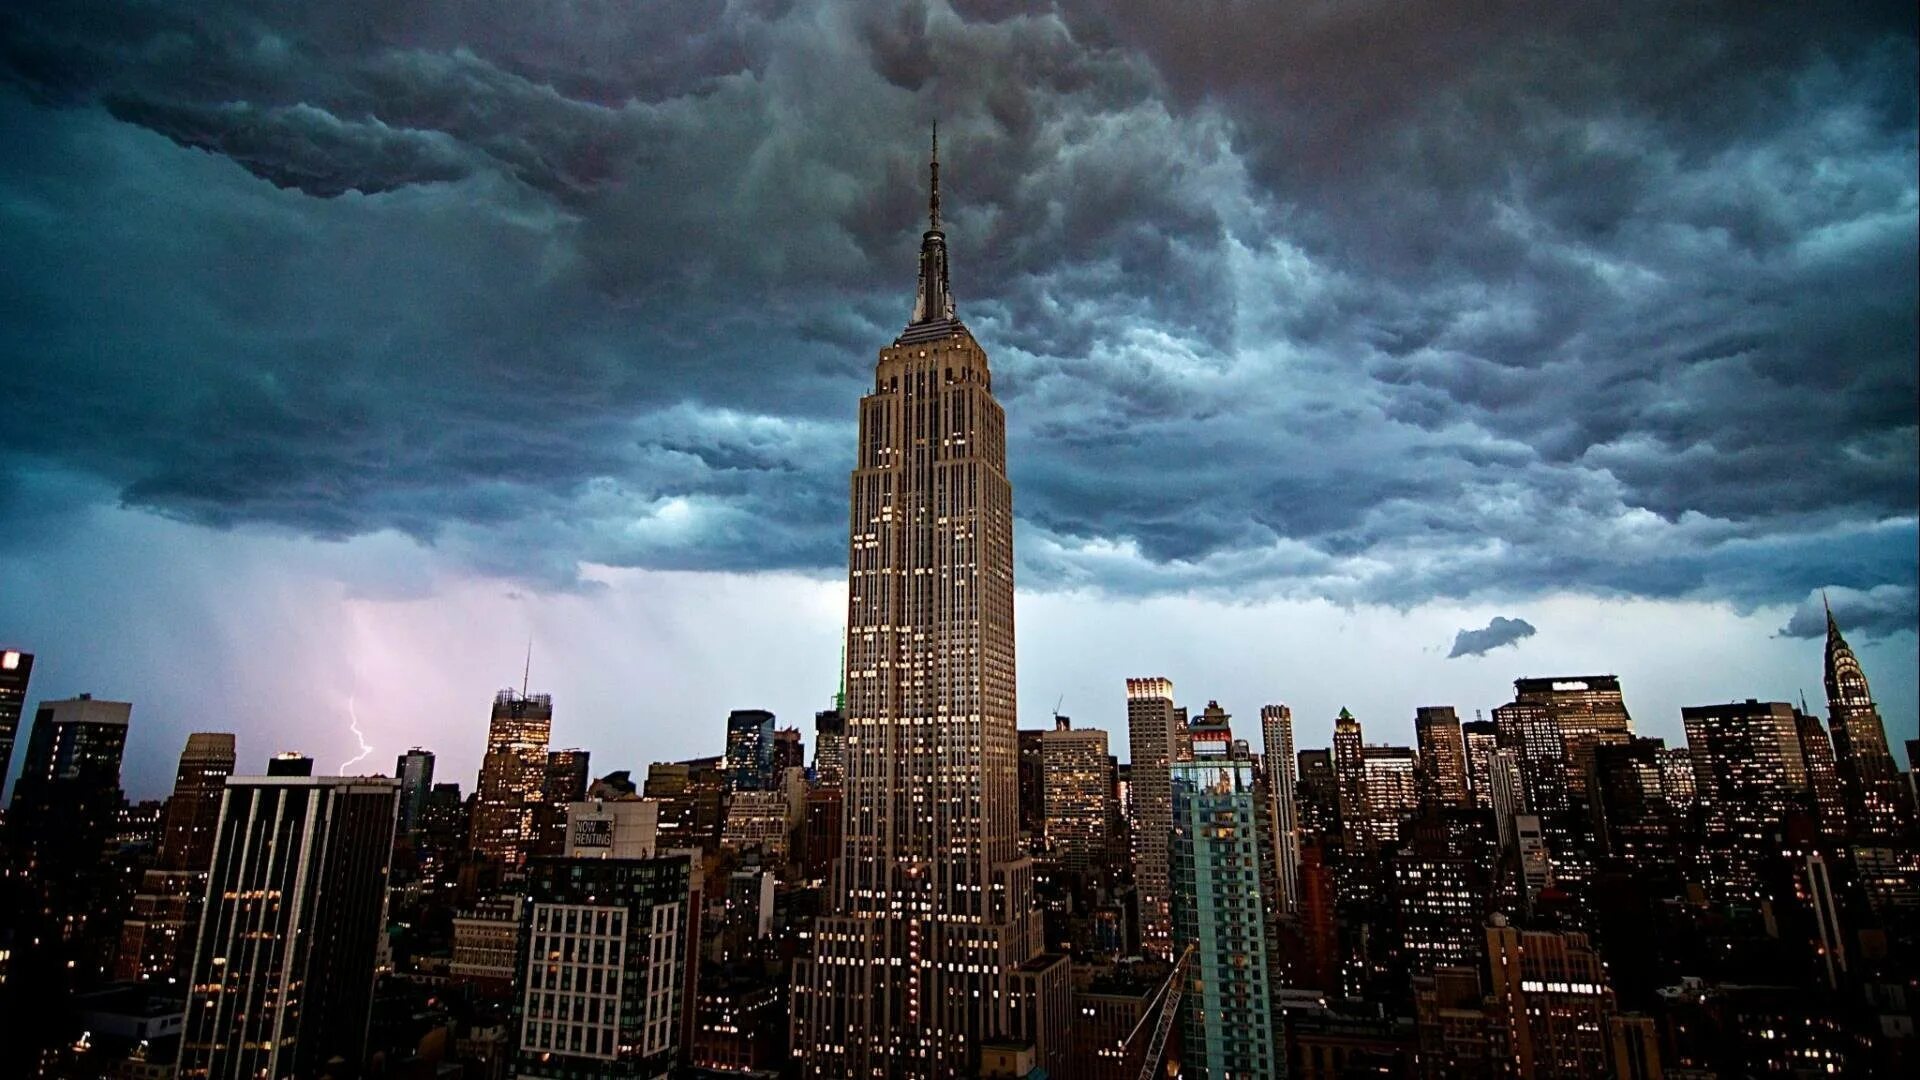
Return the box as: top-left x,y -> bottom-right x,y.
1,2 -> 1915,798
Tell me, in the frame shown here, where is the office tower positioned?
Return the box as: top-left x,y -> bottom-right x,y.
1489,748 -> 1527,851
645,757 -> 727,852
1415,706 -> 1471,809
118,732 -> 237,982
1296,748 -> 1340,839
1332,708 -> 1367,850
1039,717 -> 1113,872
1492,699 -> 1569,815
1658,746 -> 1697,815
1684,701 -> 1812,897
418,781 -> 468,876
1511,676 -> 1634,802
1169,706 -> 1281,1079
393,747 -> 436,837
1823,601 -> 1913,839
1589,737 -> 1678,863
532,747 -> 591,857
724,709 -> 777,792
0,647 -> 31,798
804,785 -> 845,879
1019,727 -> 1047,851
1393,817 -> 1492,976
1126,676 -> 1180,956
512,848 -> 692,1078
1514,814 -> 1553,911
177,774 -> 400,1079
1485,919 -> 1617,1079
1792,709 -> 1849,840
814,707 -> 847,786
773,726 -> 805,772
1362,744 -> 1420,849
267,751 -> 313,776
793,139 -> 1049,1078
1462,718 -> 1500,810
1260,703 -> 1302,913
472,688 -> 552,866
722,766 -> 806,863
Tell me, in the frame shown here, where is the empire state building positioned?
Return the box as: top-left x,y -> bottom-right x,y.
793,136 -> 1052,1077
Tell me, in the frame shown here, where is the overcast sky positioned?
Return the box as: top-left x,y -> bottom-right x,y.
2,1 -> 1914,799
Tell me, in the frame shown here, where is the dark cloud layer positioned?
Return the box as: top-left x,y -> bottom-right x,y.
1779,586 -> 1920,641
1,1 -> 1915,625
1449,617 -> 1538,660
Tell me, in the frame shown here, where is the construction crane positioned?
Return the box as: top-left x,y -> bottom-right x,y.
1118,943 -> 1197,1080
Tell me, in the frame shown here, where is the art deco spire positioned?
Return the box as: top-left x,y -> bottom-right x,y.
908,124 -> 956,329
1823,595 -> 1872,707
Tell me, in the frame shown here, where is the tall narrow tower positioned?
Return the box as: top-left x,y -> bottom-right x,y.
793,133 -> 1044,1078
1823,600 -> 1913,840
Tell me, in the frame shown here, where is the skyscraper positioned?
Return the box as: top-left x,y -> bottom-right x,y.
177,773 -> 400,1079
394,746 -> 436,838
793,136 -> 1047,1077
1511,675 -> 1634,802
1486,919 -> 1618,1078
1169,704 -> 1281,1079
814,707 -> 847,786
724,708 -> 777,792
1260,703 -> 1302,913
1493,698 -> 1569,815
1683,700 -> 1810,899
0,647 -> 31,800
1126,676 -> 1180,956
1791,709 -> 1849,840
1414,705 -> 1470,809
1362,744 -> 1420,849
118,731 -> 237,981
532,746 -> 590,857
1822,601 -> 1913,840
1462,717 -> 1500,810
472,688 -> 552,867
1332,708 -> 1367,850
1039,717 -> 1113,873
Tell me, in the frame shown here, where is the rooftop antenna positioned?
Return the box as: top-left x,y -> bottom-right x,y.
929,120 -> 941,231
522,639 -> 533,698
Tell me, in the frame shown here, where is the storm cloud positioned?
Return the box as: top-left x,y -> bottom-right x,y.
1779,585 -> 1920,641
1448,617 -> 1539,660
1,0 -> 1915,624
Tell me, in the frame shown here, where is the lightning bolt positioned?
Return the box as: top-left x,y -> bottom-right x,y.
340,694 -> 374,773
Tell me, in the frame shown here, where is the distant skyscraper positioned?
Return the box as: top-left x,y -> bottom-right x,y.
1493,698 -> 1568,815
267,751 -> 313,776
472,688 -> 552,866
1260,703 -> 1302,913
393,747 -> 435,837
1589,737 -> 1678,863
1791,709 -> 1849,840
813,707 -> 847,786
118,732 -> 238,982
724,708 -> 776,792
177,773 -> 400,1079
1039,717 -> 1113,873
793,138 -> 1049,1077
1822,602 -> 1913,840
1462,718 -> 1499,810
1296,748 -> 1340,839
1169,705 -> 1281,1079
1127,676 -> 1181,956
0,647 -> 32,800
1512,675 -> 1634,802
1361,744 -> 1420,849
7,694 -> 131,880
1489,748 -> 1527,852
1486,920 -> 1618,1078
773,726 -> 805,772
1415,706 -> 1470,809
1683,700 -> 1810,899
1332,708 -> 1367,850
1657,745 -> 1697,815
532,746 -> 591,857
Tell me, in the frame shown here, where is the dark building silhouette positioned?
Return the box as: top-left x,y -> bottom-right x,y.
0,647 -> 31,800
1414,706 -> 1470,810
394,746 -> 435,837
118,732 -> 237,982
724,708 -> 776,792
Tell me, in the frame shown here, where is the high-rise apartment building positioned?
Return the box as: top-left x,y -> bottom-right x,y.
394,747 -> 435,838
1462,718 -> 1500,810
1169,706 -> 1281,1079
1260,703 -> 1302,913
472,688 -> 552,867
1511,676 -> 1634,803
1333,708 -> 1367,850
1823,602 -> 1913,840
1039,717 -> 1113,873
512,849 -> 691,1079
0,647 -> 31,801
1126,676 -> 1180,956
1415,706 -> 1470,810
724,709 -> 777,792
792,140 -> 1049,1077
118,732 -> 236,982
177,774 -> 400,1079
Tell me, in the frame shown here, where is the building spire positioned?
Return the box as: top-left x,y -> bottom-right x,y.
907,124 -> 956,329
929,121 -> 941,231
522,638 -> 532,698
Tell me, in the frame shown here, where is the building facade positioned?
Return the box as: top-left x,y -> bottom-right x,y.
1127,676 -> 1181,956
1823,601 -> 1913,840
1039,718 -> 1113,873
1261,703 -> 1302,913
1414,706 -> 1470,810
472,688 -> 553,867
